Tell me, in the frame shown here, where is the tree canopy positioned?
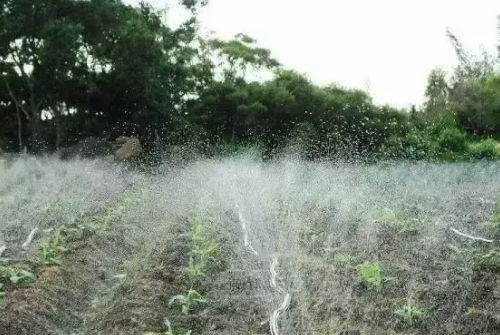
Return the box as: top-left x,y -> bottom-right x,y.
1,1 -> 500,161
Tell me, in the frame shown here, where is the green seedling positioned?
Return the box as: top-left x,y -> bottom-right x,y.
184,256 -> 207,281
355,262 -> 394,291
169,289 -> 207,315
9,269 -> 36,285
190,240 -> 220,260
395,303 -> 427,327
0,266 -> 36,286
39,230 -> 65,265
185,210 -> 221,282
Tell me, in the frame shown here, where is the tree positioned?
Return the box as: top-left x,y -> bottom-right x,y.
422,68 -> 454,125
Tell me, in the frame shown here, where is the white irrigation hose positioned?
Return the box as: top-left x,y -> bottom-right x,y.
22,227 -> 38,249
236,206 -> 259,256
235,201 -> 291,335
450,227 -> 494,243
269,256 -> 291,335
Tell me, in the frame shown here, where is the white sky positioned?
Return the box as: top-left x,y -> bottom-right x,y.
126,0 -> 500,108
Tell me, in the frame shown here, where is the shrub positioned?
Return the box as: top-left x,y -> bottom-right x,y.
467,139 -> 499,159
436,127 -> 468,153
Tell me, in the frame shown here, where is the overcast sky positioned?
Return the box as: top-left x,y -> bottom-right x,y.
125,0 -> 500,108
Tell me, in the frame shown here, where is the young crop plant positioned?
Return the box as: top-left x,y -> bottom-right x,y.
184,210 -> 220,282
184,256 -> 207,281
395,303 -> 427,327
0,266 -> 36,286
355,262 -> 394,292
168,288 -> 207,315
38,230 -> 65,265
190,214 -> 220,260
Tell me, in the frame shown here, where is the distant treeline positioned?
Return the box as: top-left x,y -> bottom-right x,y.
1,0 -> 500,161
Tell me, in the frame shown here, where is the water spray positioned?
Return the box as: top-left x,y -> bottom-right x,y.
234,200 -> 291,335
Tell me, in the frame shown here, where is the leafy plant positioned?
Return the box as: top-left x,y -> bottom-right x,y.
0,266 -> 36,286
191,240 -> 220,261
355,262 -> 394,291
39,230 -> 65,265
9,270 -> 36,285
468,139 -> 499,159
169,289 -> 207,315
185,211 -> 220,282
395,303 -> 427,327
184,256 -> 207,281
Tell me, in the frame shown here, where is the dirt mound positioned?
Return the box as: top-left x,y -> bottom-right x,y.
112,136 -> 143,161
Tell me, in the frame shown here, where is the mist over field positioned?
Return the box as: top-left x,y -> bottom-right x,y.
2,154 -> 500,334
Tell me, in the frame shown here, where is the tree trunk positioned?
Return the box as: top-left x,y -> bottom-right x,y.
29,116 -> 40,152
51,102 -> 62,150
29,94 -> 41,152
16,105 -> 23,152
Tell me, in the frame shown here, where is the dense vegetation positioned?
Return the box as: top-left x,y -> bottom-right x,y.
1,0 -> 500,161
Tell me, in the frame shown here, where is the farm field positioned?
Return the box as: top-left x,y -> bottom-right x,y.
2,155 -> 500,335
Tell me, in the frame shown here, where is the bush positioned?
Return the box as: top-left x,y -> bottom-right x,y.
467,139 -> 499,159
436,127 -> 468,153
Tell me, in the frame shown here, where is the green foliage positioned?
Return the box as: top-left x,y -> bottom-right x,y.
1,0 -> 500,162
386,124 -> 495,161
168,289 -> 207,315
355,262 -> 393,291
467,139 -> 499,159
436,127 -> 468,153
184,212 -> 220,281
184,256 -> 207,281
169,209 -> 217,325
38,230 -> 65,266
395,304 -> 427,327
0,266 -> 36,286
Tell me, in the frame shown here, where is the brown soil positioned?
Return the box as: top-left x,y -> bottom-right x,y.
87,226 -> 190,335
0,235 -> 110,335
